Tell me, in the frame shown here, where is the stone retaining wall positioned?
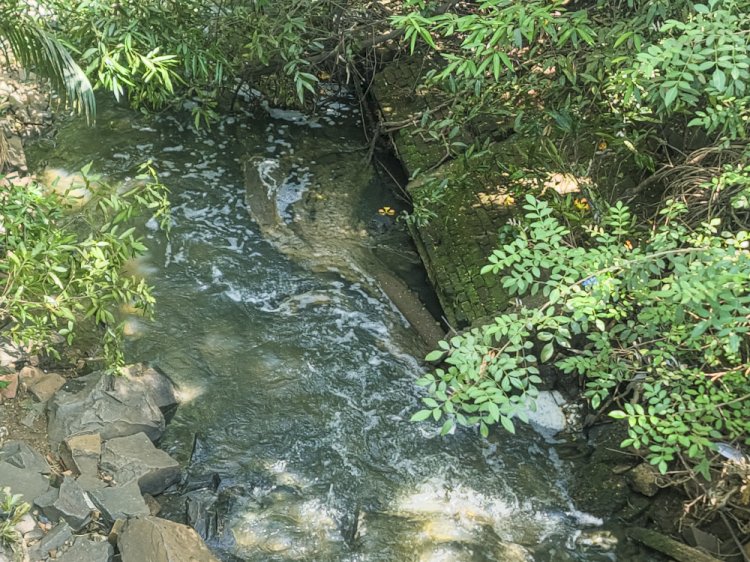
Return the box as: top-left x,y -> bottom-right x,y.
372,59 -> 518,328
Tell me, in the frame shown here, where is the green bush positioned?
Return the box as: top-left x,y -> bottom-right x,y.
0,163 -> 169,370
414,195 -> 750,477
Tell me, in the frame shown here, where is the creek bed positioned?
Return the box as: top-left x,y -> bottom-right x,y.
30,99 -> 657,562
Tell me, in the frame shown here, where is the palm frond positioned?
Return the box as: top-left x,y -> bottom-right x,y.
0,14 -> 96,123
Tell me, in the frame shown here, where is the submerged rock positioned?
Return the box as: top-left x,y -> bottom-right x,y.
118,516 -> 219,562
186,489 -> 219,541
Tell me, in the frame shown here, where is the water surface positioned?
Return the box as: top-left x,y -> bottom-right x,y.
36,100 -> 643,562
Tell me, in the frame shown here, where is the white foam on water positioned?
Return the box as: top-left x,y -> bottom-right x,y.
517,390 -> 567,437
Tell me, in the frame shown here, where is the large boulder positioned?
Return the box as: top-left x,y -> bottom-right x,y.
47,371 -> 165,449
118,516 -> 219,562
100,433 -> 180,495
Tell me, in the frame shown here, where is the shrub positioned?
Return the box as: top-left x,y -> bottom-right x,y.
0,163 -> 169,370
414,195 -> 750,478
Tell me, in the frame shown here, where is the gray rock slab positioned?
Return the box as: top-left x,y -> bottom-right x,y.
29,372 -> 66,403
90,481 -> 150,523
47,371 -> 165,449
0,342 -> 22,369
75,474 -> 109,493
0,460 -> 50,502
118,516 -> 219,562
100,433 -> 180,495
57,535 -> 114,562
118,364 -> 179,415
35,476 -> 93,531
60,433 -> 101,476
0,440 -> 51,474
29,521 -> 73,561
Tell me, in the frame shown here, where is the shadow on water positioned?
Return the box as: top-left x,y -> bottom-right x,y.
28,99 -> 661,562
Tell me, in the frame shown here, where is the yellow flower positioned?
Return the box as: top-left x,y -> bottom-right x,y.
378,206 -> 396,216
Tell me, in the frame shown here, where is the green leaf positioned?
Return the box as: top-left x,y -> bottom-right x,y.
712,68 -> 726,91
410,409 -> 431,422
425,350 -> 444,362
663,86 -> 678,108
440,419 -> 455,435
540,342 -> 554,362
500,415 -> 516,434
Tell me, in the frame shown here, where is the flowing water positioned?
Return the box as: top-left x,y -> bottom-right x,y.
33,100 -> 653,562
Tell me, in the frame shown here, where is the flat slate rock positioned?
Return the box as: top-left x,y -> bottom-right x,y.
118,516 -> 219,562
35,476 -> 93,531
47,371 -> 165,449
29,372 -> 67,402
29,521 -> 73,561
100,433 -> 180,495
0,460 -> 50,503
90,481 -> 150,523
0,440 -> 51,474
60,433 -> 101,476
57,535 -> 114,562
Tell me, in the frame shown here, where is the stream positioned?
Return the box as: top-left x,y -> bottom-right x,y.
31,99 -> 655,562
